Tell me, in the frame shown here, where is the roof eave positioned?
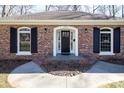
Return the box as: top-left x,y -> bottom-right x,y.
0,20 -> 124,25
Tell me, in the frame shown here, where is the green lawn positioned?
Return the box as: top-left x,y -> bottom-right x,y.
0,74 -> 11,88
99,81 -> 124,88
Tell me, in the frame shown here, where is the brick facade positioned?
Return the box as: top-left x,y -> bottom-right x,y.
0,25 -> 123,60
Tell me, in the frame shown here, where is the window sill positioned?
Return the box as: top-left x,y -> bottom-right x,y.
99,52 -> 115,55
16,52 -> 32,56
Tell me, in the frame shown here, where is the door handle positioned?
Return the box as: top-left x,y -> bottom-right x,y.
73,39 -> 75,42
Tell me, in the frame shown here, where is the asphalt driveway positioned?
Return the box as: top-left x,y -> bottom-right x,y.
8,61 -> 124,88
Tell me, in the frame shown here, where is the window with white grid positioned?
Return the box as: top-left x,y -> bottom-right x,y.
100,33 -> 111,52
100,28 -> 114,55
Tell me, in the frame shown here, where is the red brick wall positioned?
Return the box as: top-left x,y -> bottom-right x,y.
0,25 -> 54,60
0,25 -> 123,60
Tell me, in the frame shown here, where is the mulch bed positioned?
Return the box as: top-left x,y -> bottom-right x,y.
36,53 -> 96,77
0,60 -> 31,73
42,62 -> 92,77
0,58 -> 93,77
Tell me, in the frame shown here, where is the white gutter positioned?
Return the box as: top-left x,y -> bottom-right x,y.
0,20 -> 124,25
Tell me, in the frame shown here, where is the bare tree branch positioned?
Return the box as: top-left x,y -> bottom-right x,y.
6,5 -> 16,17
122,5 -> 124,18
1,5 -> 6,17
93,5 -> 100,14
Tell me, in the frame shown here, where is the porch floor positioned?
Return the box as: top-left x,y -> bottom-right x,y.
47,54 -> 84,61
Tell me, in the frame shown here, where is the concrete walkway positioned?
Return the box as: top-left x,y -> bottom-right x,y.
8,61 -> 124,88
87,61 -> 124,73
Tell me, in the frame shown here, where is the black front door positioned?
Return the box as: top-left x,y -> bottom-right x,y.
61,30 -> 70,55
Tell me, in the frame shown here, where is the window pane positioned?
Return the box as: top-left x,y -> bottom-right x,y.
20,33 -> 31,51
100,33 -> 111,52
101,29 -> 111,32
19,28 -> 30,31
71,32 -> 73,50
58,32 -> 61,51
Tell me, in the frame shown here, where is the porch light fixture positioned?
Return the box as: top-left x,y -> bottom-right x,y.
84,28 -> 88,33
44,28 -> 48,32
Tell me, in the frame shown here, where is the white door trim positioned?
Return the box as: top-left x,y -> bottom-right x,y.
53,26 -> 78,56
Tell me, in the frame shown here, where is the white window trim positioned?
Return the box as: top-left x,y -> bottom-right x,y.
99,27 -> 115,55
16,27 -> 31,55
99,52 -> 115,55
16,52 -> 32,55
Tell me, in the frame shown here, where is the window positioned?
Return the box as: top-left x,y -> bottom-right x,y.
99,28 -> 114,55
57,31 -> 61,53
100,33 -> 111,51
19,33 -> 30,51
70,32 -> 73,50
58,31 -> 61,51
17,27 -> 31,55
